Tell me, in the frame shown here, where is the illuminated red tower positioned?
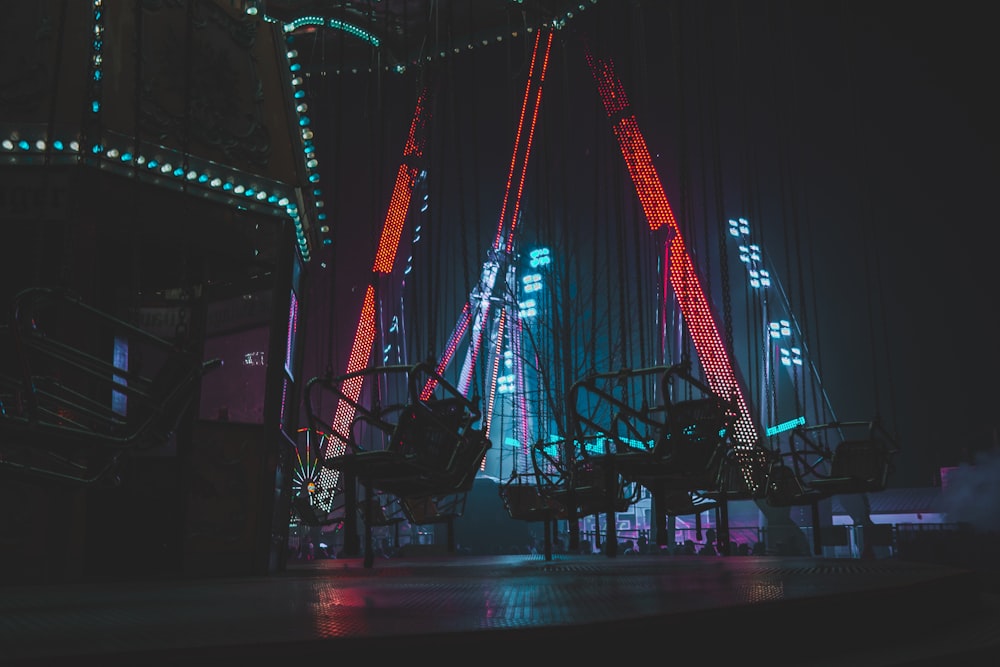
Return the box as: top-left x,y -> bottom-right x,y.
585,50 -> 770,495
425,27 -> 554,472
308,87 -> 433,517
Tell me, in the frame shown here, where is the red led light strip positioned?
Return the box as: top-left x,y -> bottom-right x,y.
373,92 -> 430,273
425,27 -> 553,446
587,51 -> 766,493
501,30 -> 552,253
319,88 -> 431,500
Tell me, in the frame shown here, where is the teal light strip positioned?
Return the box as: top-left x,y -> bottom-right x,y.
328,19 -> 380,47
284,16 -> 380,48
766,416 -> 806,437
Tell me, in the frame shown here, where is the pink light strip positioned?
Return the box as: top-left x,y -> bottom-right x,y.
424,304 -> 473,400
483,308 -> 507,438
458,299 -> 493,397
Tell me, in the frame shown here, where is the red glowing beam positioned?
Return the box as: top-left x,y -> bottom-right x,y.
494,29 -> 554,251
320,88 -> 431,498
373,90 -> 431,272
424,304 -> 472,400
426,28 -> 553,424
587,50 -> 766,493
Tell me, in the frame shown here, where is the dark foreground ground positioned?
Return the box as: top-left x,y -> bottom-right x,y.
2,549 -> 998,666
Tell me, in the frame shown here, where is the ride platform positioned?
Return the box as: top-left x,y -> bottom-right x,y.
2,553 -> 997,666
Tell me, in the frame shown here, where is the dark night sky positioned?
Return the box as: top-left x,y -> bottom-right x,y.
301,1 -> 999,489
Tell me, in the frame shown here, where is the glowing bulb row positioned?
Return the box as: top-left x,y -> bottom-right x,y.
269,2 -> 598,75
283,36 -> 327,256
0,1 -> 314,263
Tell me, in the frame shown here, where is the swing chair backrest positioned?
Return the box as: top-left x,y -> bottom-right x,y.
388,396 -> 489,491
315,363 -> 490,500
654,396 -> 735,477
765,462 -> 827,507
447,427 -> 491,492
390,398 -> 469,470
531,441 -> 630,515
790,420 -> 898,495
825,438 -> 892,491
359,494 -> 405,527
500,478 -> 564,520
568,457 -> 633,513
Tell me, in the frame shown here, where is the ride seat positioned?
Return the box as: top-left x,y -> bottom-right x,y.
765,463 -> 828,507
500,479 -> 564,521
326,397 -> 489,499
651,396 -> 734,484
809,439 -> 891,495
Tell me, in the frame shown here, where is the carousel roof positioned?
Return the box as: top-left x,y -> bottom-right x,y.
259,0 -> 599,74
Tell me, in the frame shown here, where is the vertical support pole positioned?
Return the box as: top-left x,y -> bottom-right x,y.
811,500 -> 822,555
717,499 -> 730,556
363,481 -> 374,569
343,473 -> 361,557
604,459 -> 618,557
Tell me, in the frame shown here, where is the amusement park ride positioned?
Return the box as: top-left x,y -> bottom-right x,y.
290,12 -> 899,566
0,0 -> 900,581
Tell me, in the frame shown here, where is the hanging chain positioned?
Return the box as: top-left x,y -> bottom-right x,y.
174,290 -> 189,347
719,221 -> 734,359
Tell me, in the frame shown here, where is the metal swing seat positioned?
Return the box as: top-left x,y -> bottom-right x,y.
305,361 -> 491,566
794,419 -> 898,496
764,460 -> 829,508
625,367 -> 741,549
573,363 -> 738,514
762,418 -> 898,554
497,467 -> 569,561
642,395 -> 737,492
0,287 -> 222,485
561,362 -> 740,555
763,418 -> 898,504
530,434 -> 635,520
557,365 -> 674,523
499,469 -> 566,522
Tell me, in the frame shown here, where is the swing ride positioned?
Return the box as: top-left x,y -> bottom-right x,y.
268,1 -> 899,563
0,0 -> 915,616
5,6 -> 989,665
